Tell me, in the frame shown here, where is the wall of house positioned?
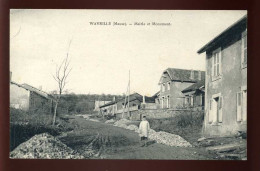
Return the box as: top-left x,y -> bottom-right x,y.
29,92 -> 53,114
159,73 -> 194,109
183,91 -> 204,108
10,84 -> 30,111
204,31 -> 247,137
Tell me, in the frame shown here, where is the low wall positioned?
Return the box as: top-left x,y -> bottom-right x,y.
114,108 -> 204,121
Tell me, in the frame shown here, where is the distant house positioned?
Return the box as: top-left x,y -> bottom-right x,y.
197,15 -> 247,136
158,68 -> 205,109
181,79 -> 205,110
10,80 -> 55,113
94,100 -> 112,111
115,93 -> 156,111
99,93 -> 156,116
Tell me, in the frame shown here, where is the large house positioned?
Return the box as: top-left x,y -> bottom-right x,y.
158,68 -> 205,109
197,15 -> 247,136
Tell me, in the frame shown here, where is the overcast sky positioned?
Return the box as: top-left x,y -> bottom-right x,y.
10,10 -> 247,96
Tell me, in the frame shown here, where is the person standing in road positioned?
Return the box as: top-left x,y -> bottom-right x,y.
139,116 -> 150,147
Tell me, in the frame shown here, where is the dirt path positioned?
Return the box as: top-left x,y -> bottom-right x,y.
59,116 -> 217,160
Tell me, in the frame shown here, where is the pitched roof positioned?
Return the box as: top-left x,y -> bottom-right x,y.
20,83 -> 54,100
99,93 -> 156,108
161,68 -> 205,83
182,79 -> 205,93
197,15 -> 247,54
99,101 -> 117,108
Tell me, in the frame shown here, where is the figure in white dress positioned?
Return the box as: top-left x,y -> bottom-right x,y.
139,115 -> 150,147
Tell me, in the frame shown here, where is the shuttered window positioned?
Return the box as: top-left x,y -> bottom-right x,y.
241,30 -> 247,68
218,96 -> 223,123
212,48 -> 222,80
209,99 -> 213,123
237,92 -> 242,122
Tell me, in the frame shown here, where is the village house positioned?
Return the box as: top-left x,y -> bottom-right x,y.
197,15 -> 247,136
99,93 -> 156,116
94,100 -> 112,111
10,75 -> 55,113
181,79 -> 205,110
158,68 -> 205,109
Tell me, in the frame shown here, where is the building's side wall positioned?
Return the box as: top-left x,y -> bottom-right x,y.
204,31 -> 247,137
10,84 -> 30,111
29,92 -> 53,114
169,82 -> 194,108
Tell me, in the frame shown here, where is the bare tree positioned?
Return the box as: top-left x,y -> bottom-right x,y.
52,40 -> 72,125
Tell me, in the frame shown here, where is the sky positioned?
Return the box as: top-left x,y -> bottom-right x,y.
10,10 -> 247,96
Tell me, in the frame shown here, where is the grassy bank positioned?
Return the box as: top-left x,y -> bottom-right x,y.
10,108 -> 78,151
147,110 -> 204,145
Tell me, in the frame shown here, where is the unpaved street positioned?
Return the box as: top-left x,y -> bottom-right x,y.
59,116 -> 217,160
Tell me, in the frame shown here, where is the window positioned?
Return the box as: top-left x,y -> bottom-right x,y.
190,96 -> 194,107
166,96 -> 170,108
209,94 -> 223,124
242,90 -> 247,121
162,83 -> 166,92
161,97 -> 164,108
237,90 -> 247,122
212,48 -> 222,80
167,82 -> 171,90
241,30 -> 247,68
185,97 -> 190,106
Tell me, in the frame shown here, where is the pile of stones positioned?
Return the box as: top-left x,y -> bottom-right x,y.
112,119 -> 192,147
10,133 -> 85,159
149,131 -> 192,147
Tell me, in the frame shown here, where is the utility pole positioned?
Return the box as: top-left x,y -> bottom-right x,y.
128,70 -> 130,118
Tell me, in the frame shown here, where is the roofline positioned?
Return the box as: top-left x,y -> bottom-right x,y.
197,14 -> 247,54
158,68 -> 205,84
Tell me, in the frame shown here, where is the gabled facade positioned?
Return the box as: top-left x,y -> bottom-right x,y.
158,68 -> 205,109
198,15 -> 247,136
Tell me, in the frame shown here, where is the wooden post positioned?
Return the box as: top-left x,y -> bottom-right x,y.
128,70 -> 130,118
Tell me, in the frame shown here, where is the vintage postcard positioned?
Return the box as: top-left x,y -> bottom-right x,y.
9,10 -> 247,160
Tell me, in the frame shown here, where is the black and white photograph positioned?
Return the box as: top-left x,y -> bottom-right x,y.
9,10 -> 247,160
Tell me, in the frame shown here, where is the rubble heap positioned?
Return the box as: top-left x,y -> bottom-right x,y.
105,119 -> 116,124
149,131 -> 192,147
10,133 -> 85,159
126,124 -> 139,132
113,119 -> 131,129
112,119 -> 192,148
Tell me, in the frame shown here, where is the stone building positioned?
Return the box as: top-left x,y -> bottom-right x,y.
158,68 -> 205,109
197,15 -> 247,136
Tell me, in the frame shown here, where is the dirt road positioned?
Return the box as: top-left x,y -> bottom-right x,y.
59,116 -> 217,160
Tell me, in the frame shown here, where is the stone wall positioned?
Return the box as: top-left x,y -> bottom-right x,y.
114,109 -> 202,121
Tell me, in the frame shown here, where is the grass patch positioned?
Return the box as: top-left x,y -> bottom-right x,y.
10,108 -> 78,151
147,110 -> 204,145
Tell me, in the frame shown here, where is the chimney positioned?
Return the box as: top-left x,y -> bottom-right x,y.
190,70 -> 194,79
142,95 -> 146,104
113,96 -> 116,101
198,71 -> 201,80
